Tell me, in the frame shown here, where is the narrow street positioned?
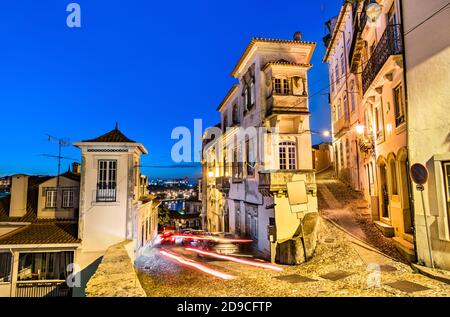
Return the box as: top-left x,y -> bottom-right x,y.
316,168 -> 406,262
135,186 -> 450,297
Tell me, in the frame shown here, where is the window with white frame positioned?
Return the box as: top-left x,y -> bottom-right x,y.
243,88 -> 248,109
97,160 -> 117,202
46,190 -> 57,208
274,78 -> 290,95
279,141 -> 297,170
250,81 -> 255,105
62,190 -> 74,208
340,52 -> 345,77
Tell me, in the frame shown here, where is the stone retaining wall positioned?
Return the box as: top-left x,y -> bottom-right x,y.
86,240 -> 146,297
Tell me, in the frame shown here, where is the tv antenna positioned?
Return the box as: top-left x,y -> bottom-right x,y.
43,134 -> 78,188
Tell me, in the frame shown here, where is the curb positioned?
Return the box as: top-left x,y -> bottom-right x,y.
321,215 -> 399,262
411,263 -> 450,285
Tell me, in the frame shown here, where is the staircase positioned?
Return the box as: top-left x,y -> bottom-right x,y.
392,234 -> 416,263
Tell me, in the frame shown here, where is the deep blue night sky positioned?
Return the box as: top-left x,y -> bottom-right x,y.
0,0 -> 341,180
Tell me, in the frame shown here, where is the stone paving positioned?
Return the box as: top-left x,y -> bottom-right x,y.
136,219 -> 450,297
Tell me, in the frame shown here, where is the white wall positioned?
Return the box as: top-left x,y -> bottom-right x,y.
403,0 -> 450,268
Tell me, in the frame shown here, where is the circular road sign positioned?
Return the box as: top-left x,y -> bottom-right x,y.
410,163 -> 428,185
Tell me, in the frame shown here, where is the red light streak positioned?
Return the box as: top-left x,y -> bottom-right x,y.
159,249 -> 235,280
173,234 -> 253,243
185,248 -> 283,272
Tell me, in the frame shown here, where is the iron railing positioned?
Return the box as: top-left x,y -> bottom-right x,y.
362,24 -> 403,94
96,187 -> 116,202
15,281 -> 72,297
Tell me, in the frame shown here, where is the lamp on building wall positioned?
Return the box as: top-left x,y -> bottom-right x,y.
207,171 -> 214,178
355,124 -> 365,135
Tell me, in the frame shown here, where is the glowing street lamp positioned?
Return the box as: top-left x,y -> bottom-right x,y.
355,124 -> 365,136
322,130 -> 331,138
207,171 -> 214,178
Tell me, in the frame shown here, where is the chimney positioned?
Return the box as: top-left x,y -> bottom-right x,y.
9,174 -> 29,218
72,162 -> 81,174
293,31 -> 302,41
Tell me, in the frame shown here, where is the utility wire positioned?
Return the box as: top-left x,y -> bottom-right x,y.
404,2 -> 450,36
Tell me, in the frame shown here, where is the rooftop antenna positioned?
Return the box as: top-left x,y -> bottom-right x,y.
43,134 -> 76,189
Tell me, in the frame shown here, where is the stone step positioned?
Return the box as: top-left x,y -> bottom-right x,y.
374,221 -> 395,237
402,233 -> 414,244
392,236 -> 417,263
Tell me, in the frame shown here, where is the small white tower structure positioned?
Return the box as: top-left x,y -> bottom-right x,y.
73,124 -> 148,252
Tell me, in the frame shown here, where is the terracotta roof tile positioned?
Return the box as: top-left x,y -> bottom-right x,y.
82,128 -> 136,143
0,222 -> 80,245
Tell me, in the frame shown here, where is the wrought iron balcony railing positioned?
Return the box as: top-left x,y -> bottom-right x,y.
96,186 -> 117,202
15,281 -> 72,297
362,24 -> 403,94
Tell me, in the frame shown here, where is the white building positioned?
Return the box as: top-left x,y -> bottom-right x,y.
0,126 -> 159,297
402,0 -> 450,269
202,33 -> 318,260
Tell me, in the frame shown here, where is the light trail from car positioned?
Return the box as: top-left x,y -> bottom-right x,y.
159,249 -> 236,280
173,234 -> 253,243
184,248 -> 283,272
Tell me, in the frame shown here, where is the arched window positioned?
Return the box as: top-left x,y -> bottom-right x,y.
279,141 -> 297,170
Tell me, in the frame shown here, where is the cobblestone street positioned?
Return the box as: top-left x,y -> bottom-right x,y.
136,216 -> 450,297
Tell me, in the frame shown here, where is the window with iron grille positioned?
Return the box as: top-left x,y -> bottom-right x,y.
97,160 -> 117,202
62,190 -> 74,208
393,84 -> 405,126
279,141 -> 297,170
46,190 -> 57,208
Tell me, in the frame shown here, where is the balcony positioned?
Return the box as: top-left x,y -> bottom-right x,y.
258,170 -> 316,195
362,24 -> 403,94
215,176 -> 231,194
15,280 -> 72,297
332,116 -> 350,137
266,94 -> 309,117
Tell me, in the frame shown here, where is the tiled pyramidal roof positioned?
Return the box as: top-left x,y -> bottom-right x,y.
82,126 -> 136,143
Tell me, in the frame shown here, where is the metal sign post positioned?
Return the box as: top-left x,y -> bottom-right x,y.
410,163 -> 434,269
